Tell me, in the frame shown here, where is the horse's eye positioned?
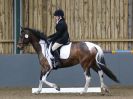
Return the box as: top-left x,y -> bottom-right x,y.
25,34 -> 29,38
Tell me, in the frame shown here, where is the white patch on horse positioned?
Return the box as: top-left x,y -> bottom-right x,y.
25,34 -> 29,38
60,42 -> 72,59
39,40 -> 53,69
39,40 -> 46,56
85,42 -> 97,50
85,42 -> 103,57
82,72 -> 91,93
98,70 -> 104,87
85,42 -> 104,68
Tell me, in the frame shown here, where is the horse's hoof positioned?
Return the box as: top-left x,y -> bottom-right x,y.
101,86 -> 110,95
80,90 -> 87,95
80,92 -> 84,95
56,86 -> 60,91
34,90 -> 41,95
101,91 -> 111,96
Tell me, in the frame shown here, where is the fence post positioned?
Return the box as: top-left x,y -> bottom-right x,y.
128,0 -> 133,49
14,0 -> 22,54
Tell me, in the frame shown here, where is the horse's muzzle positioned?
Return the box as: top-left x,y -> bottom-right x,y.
17,43 -> 24,50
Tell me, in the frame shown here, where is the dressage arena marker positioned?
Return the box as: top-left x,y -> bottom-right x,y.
32,87 -> 101,93
105,50 -> 133,54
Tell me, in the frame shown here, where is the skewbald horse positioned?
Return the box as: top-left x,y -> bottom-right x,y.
17,27 -> 119,94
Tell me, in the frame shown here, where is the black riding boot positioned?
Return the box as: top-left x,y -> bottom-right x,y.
53,50 -> 61,69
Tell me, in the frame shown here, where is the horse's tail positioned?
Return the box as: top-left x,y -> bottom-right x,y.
95,46 -> 120,83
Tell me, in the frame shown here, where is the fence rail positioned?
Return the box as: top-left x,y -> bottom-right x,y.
75,39 -> 133,42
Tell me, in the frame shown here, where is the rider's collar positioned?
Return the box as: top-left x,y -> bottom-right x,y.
56,17 -> 62,24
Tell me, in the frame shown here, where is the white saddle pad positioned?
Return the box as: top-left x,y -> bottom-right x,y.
39,40 -> 72,60
60,42 -> 72,59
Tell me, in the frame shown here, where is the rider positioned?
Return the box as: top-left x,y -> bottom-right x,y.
48,9 -> 70,69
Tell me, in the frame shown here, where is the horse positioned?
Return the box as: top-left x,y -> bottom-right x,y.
17,27 -> 119,94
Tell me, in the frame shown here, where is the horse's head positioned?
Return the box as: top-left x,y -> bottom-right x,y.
17,27 -> 31,50
17,27 -> 48,50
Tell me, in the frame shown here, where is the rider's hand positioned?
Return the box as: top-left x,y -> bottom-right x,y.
47,38 -> 51,43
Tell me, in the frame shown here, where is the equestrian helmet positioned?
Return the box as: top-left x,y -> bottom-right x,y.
54,9 -> 64,17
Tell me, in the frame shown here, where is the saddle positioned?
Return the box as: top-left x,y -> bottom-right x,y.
48,42 -> 72,59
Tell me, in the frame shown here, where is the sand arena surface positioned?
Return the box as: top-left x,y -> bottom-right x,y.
0,86 -> 133,99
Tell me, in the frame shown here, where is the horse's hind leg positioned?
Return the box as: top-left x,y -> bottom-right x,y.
81,68 -> 91,94
80,55 -> 95,93
92,64 -> 110,93
80,57 -> 92,94
98,70 -> 109,93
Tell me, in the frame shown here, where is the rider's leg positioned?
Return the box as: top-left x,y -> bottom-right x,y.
52,42 -> 62,69
52,42 -> 63,51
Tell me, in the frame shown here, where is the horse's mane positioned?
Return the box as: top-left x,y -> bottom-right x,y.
23,27 -> 47,41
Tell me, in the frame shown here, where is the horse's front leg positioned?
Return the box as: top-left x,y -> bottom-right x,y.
41,71 -> 60,91
35,70 -> 60,94
34,71 -> 45,94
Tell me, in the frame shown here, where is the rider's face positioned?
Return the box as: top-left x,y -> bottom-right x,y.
55,16 -> 60,21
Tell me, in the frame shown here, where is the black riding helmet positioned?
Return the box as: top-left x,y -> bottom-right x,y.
54,9 -> 64,17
